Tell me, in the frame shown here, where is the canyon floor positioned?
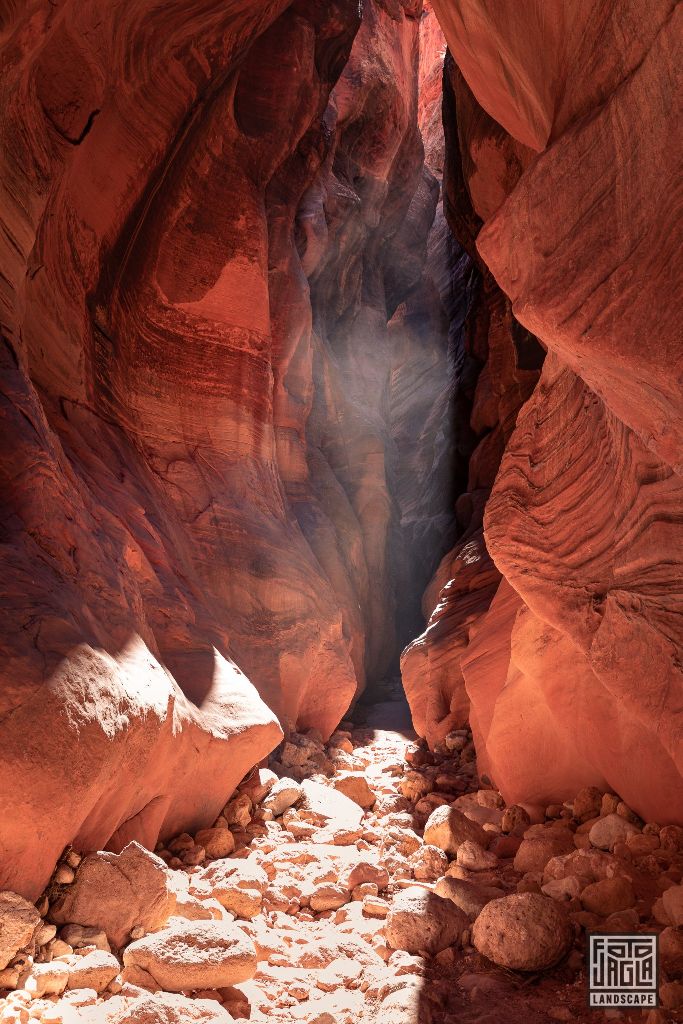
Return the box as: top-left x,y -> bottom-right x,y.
1,683 -> 681,1023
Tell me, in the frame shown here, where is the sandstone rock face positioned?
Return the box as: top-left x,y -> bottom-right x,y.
0,0 -> 451,895
404,0 -> 683,823
472,893 -> 573,971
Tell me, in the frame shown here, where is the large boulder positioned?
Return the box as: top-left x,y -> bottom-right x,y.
122,920 -> 257,991
472,893 -> 573,971
49,842 -> 176,948
385,886 -> 468,955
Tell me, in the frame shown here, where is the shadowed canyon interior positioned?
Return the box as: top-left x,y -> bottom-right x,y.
1,0 -> 681,915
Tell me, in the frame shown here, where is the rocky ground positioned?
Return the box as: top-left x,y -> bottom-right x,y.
1,685 -> 682,1024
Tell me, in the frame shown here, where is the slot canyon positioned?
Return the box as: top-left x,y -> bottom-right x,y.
0,0 -> 681,1021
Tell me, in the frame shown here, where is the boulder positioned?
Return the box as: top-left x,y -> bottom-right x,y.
66,949 -> 120,993
194,859 -> 268,920
513,831 -> 575,873
332,774 -> 376,809
662,884 -> 683,928
385,886 -> 468,955
434,877 -> 503,920
423,806 -> 489,856
262,778 -> 303,816
49,842 -> 176,949
456,840 -> 498,871
122,920 -> 256,991
472,893 -> 573,971
0,891 -> 40,969
580,877 -> 635,917
194,828 -> 235,860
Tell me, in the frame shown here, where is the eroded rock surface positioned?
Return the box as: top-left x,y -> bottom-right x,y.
404,0 -> 683,822
0,0 -> 451,895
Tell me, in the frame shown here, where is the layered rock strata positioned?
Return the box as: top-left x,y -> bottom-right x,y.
0,0 -> 449,895
404,0 -> 683,823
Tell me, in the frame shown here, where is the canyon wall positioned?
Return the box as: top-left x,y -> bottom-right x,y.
406,0 -> 683,823
0,0 -> 446,896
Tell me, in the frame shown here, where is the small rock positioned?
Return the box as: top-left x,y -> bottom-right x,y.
580,877 -> 635,917
310,885 -> 349,912
122,920 -> 256,991
434,876 -> 503,920
195,827 -> 235,860
541,876 -> 584,902
262,778 -> 303,816
196,859 -> 268,920
588,814 -> 640,851
660,926 -> 683,976
54,865 -> 75,885
660,981 -> 683,1010
362,896 -> 390,918
223,793 -> 253,829
342,862 -> 389,891
456,840 -> 498,871
108,992 -> 233,1022
572,787 -> 603,822
513,831 -> 575,873
501,805 -> 531,835
472,893 -> 573,971
59,924 -> 110,952
398,772 -> 433,802
25,961 -> 69,997
409,844 -> 448,882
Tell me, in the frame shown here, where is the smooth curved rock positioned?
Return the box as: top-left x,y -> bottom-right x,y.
0,0 -> 446,895
404,0 -> 683,825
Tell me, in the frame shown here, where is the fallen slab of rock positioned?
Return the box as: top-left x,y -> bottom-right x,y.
122,920 -> 257,991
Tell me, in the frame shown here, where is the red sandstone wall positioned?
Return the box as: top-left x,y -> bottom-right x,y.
0,0 -> 435,896
406,0 -> 683,822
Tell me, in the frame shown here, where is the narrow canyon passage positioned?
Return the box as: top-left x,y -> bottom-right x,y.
0,0 -> 681,1022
